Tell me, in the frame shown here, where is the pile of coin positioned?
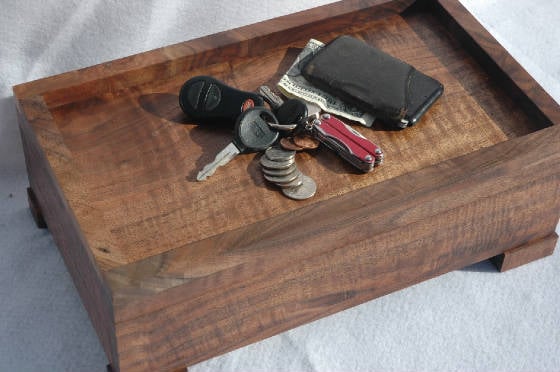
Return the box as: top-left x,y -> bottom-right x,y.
260,146 -> 317,200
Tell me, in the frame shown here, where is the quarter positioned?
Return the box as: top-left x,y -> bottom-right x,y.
282,175 -> 317,200
277,172 -> 304,188
260,156 -> 294,169
262,164 -> 297,177
263,169 -> 301,184
265,146 -> 296,162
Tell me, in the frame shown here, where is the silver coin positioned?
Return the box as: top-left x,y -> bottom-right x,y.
282,175 -> 316,200
277,172 -> 304,188
265,147 -> 296,162
263,168 -> 301,184
262,163 -> 297,177
260,155 -> 294,169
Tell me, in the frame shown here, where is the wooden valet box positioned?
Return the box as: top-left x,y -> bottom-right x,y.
14,0 -> 560,371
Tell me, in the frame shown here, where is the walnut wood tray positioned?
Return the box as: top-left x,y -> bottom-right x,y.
13,0 -> 560,371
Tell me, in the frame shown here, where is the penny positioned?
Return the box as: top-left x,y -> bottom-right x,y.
265,146 -> 296,162
292,134 -> 320,150
282,175 -> 317,200
260,155 -> 294,170
279,137 -> 304,151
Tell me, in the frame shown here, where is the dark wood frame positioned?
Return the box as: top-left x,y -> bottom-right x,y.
14,1 -> 559,371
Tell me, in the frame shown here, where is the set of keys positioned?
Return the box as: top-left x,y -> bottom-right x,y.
258,86 -> 384,172
178,75 -> 384,185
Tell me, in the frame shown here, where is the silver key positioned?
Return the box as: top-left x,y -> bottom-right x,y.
259,85 -> 284,110
197,143 -> 240,181
197,107 -> 280,181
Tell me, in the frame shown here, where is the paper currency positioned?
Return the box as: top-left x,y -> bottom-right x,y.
278,39 -> 375,127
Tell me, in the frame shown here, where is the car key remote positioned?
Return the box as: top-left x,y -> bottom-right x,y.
196,107 -> 280,181
276,99 -> 308,126
258,85 -> 308,126
179,75 -> 264,124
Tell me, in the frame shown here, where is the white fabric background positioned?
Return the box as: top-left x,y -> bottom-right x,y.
1,1 -> 559,371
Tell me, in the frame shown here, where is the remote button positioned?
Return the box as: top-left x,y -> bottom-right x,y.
205,83 -> 221,111
186,80 -> 204,109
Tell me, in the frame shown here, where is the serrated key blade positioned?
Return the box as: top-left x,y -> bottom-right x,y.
197,142 -> 241,181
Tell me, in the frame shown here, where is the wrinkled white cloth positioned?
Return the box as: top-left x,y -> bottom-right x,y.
0,1 -> 558,371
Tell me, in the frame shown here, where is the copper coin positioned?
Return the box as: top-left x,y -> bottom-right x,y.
292,134 -> 320,150
279,137 -> 304,151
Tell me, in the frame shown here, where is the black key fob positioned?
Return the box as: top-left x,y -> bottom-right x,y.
275,99 -> 308,125
179,75 -> 264,125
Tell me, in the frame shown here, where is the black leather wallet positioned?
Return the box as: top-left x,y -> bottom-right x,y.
302,35 -> 443,128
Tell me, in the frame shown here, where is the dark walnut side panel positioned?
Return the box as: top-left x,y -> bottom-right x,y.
110,125 -> 560,370
16,96 -> 119,371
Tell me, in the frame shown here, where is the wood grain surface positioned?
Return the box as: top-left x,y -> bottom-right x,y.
14,0 -> 560,371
